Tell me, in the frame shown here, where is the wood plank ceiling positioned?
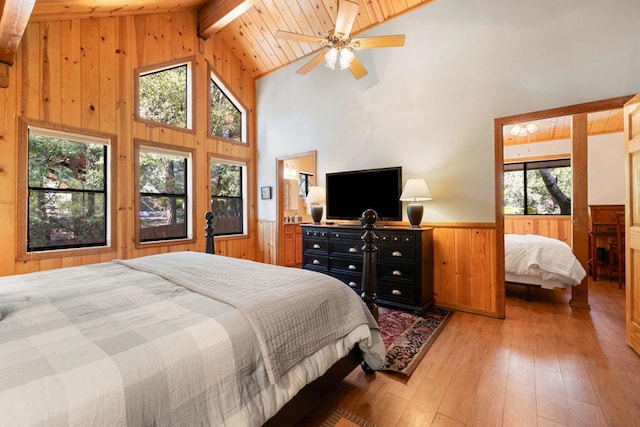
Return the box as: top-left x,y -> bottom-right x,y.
503,109 -> 624,146
26,0 -> 436,78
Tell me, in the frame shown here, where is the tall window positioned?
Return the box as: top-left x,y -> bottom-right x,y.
210,158 -> 247,236
135,57 -> 194,131
137,142 -> 193,243
209,68 -> 246,143
24,124 -> 111,252
504,159 -> 572,215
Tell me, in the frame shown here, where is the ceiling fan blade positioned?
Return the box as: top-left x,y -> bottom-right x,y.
296,51 -> 327,75
275,30 -> 324,44
349,56 -> 368,79
351,34 -> 406,49
334,0 -> 359,37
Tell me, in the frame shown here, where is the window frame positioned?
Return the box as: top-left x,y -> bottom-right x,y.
208,154 -> 249,238
207,62 -> 248,145
503,158 -> 572,215
134,139 -> 195,248
134,56 -> 196,134
17,117 -> 117,261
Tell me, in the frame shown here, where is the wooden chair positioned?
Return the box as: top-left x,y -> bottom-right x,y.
608,212 -> 625,288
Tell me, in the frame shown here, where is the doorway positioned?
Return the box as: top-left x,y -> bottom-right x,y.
275,150 -> 317,266
494,96 -> 632,315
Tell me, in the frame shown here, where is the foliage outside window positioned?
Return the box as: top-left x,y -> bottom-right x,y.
138,143 -> 192,243
27,127 -> 109,251
209,70 -> 246,143
210,159 -> 246,236
504,159 -> 572,215
136,58 -> 194,130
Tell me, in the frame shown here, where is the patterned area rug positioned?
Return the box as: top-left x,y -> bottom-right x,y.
378,306 -> 452,376
321,407 -> 376,427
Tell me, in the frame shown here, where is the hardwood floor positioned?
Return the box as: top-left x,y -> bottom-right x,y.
300,279 -> 640,426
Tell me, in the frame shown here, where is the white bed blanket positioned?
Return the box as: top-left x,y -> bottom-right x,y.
0,252 -> 386,427
505,234 -> 587,289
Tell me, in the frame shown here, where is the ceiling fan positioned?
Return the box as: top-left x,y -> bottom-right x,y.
274,0 -> 406,79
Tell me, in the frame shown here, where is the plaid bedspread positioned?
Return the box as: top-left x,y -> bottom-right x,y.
0,252 -> 385,427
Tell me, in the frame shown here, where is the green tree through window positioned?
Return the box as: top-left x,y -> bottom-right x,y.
27,130 -> 108,251
209,72 -> 245,143
138,145 -> 190,242
210,160 -> 245,235
504,159 -> 572,215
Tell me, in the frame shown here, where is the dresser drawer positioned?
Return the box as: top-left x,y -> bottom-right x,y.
330,258 -> 363,275
331,272 -> 362,292
379,233 -> 415,245
379,245 -> 415,262
303,228 -> 330,239
330,241 -> 363,257
379,262 -> 415,282
303,254 -> 328,271
330,230 -> 362,241
305,238 -> 329,253
379,281 -> 415,304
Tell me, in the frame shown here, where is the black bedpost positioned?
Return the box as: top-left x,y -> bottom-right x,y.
205,211 -> 215,254
360,209 -> 379,321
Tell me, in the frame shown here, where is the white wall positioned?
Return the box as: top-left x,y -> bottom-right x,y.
256,0 -> 640,222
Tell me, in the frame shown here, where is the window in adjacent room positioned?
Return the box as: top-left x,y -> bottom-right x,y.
21,121 -> 114,255
136,141 -> 193,244
210,157 -> 247,236
208,67 -> 247,143
504,159 -> 572,215
135,57 -> 194,131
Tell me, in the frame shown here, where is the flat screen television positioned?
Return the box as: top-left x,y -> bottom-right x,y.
326,166 -> 403,221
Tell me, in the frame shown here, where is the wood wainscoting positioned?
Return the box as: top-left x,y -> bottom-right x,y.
504,215 -> 572,245
257,220 -> 500,317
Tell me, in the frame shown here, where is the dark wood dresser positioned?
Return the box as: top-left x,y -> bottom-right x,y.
301,224 -> 434,312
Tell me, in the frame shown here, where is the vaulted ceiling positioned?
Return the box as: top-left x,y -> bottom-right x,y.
11,0 -> 436,79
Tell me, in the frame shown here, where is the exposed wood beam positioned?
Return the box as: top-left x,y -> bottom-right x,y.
0,0 -> 36,68
198,0 -> 260,38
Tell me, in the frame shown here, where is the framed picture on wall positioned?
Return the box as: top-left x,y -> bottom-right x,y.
298,172 -> 314,198
261,186 -> 272,200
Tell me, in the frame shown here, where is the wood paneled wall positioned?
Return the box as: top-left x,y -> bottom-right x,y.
504,215 -> 572,245
0,11 -> 257,276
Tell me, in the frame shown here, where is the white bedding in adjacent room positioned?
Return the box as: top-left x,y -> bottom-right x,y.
0,252 -> 386,427
505,234 -> 587,289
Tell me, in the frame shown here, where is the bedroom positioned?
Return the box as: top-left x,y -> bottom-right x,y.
1,0 -> 640,425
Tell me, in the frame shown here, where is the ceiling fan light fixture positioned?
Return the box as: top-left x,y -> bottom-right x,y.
324,47 -> 338,69
526,122 -> 538,134
338,48 -> 355,70
509,124 -> 523,136
510,122 -> 539,137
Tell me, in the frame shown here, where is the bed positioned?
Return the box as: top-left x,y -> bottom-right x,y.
0,216 -> 385,426
505,233 -> 587,301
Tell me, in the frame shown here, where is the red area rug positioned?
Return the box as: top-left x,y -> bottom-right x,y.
378,306 -> 451,376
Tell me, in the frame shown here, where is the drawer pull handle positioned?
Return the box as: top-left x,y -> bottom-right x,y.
312,259 -> 320,265
392,289 -> 402,296
392,251 -> 403,257
348,264 -> 357,270
313,243 -> 321,249
392,270 -> 402,276
349,247 -> 358,253
348,282 -> 358,288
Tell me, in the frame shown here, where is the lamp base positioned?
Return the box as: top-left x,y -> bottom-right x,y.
311,205 -> 323,224
406,203 -> 423,228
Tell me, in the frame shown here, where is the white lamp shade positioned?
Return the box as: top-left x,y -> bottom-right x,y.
400,179 -> 432,202
306,186 -> 326,203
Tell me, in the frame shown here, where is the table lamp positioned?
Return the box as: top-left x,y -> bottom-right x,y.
400,179 -> 432,227
306,186 -> 326,224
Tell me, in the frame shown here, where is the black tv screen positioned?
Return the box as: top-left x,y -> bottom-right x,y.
326,167 -> 403,221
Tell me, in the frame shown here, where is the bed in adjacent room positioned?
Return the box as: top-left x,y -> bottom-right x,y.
0,250 -> 385,426
505,233 -> 587,301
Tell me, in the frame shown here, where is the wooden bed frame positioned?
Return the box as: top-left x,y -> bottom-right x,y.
204,209 -> 380,426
